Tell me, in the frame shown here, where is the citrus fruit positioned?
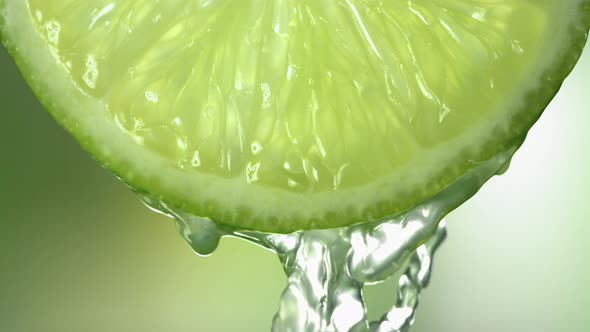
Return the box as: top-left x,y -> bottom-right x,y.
1,0 -> 588,232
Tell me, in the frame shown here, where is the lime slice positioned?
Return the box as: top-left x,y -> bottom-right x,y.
1,1 -> 588,232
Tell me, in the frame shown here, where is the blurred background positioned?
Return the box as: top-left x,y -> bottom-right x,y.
1,37 -> 589,332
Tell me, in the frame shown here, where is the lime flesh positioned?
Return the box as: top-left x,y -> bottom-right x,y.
1,0 -> 588,232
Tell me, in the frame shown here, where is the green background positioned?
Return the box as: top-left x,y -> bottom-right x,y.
1,38 -> 589,331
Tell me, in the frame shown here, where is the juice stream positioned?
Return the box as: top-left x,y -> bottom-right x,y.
141,146 -> 516,332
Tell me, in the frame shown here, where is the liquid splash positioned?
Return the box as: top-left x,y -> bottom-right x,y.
140,146 -> 516,332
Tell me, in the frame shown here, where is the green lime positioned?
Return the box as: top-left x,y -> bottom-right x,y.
1,1 -> 588,232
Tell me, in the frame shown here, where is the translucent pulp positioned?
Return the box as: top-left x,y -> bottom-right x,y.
140,146 -> 516,332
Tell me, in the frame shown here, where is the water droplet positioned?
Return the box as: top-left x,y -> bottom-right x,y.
82,55 -> 98,89
191,151 -> 201,167
179,217 -> 222,256
145,90 -> 159,103
251,141 -> 263,155
90,3 -> 115,29
45,21 -> 60,45
287,65 -> 295,80
246,162 -> 261,183
512,39 -> 524,55
176,137 -> 187,151
261,83 -> 271,109
172,117 -> 182,127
